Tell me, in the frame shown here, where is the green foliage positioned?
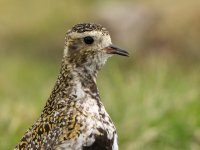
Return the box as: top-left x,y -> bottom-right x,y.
0,54 -> 199,150
0,0 -> 200,149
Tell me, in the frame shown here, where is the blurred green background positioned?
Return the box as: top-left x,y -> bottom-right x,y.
0,0 -> 200,149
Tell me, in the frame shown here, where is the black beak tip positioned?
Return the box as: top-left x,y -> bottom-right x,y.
122,51 -> 129,57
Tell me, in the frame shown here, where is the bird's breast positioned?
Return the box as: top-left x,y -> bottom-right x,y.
56,97 -> 117,150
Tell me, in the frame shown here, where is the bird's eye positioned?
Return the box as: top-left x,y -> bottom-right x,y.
83,36 -> 94,44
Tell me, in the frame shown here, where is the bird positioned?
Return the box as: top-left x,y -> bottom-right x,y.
15,23 -> 129,150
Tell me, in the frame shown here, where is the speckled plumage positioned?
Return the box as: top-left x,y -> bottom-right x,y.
15,23 -> 128,150
69,23 -> 109,35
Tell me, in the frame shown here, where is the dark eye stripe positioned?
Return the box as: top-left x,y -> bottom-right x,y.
84,36 -> 94,44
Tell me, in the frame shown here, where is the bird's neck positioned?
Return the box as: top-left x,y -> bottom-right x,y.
42,59 -> 100,115
59,58 -> 99,86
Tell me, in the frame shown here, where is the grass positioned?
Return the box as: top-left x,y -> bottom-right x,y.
0,53 -> 199,150
1,0 -> 200,149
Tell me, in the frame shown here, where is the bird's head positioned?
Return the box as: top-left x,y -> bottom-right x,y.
63,23 -> 129,73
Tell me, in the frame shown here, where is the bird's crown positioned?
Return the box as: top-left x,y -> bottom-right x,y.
68,23 -> 109,35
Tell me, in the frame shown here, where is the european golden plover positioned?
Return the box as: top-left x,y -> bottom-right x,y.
15,23 -> 129,150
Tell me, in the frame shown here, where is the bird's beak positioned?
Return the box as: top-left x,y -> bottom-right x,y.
104,45 -> 129,57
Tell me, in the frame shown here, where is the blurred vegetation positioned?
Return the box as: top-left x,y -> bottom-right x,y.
0,0 -> 200,150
